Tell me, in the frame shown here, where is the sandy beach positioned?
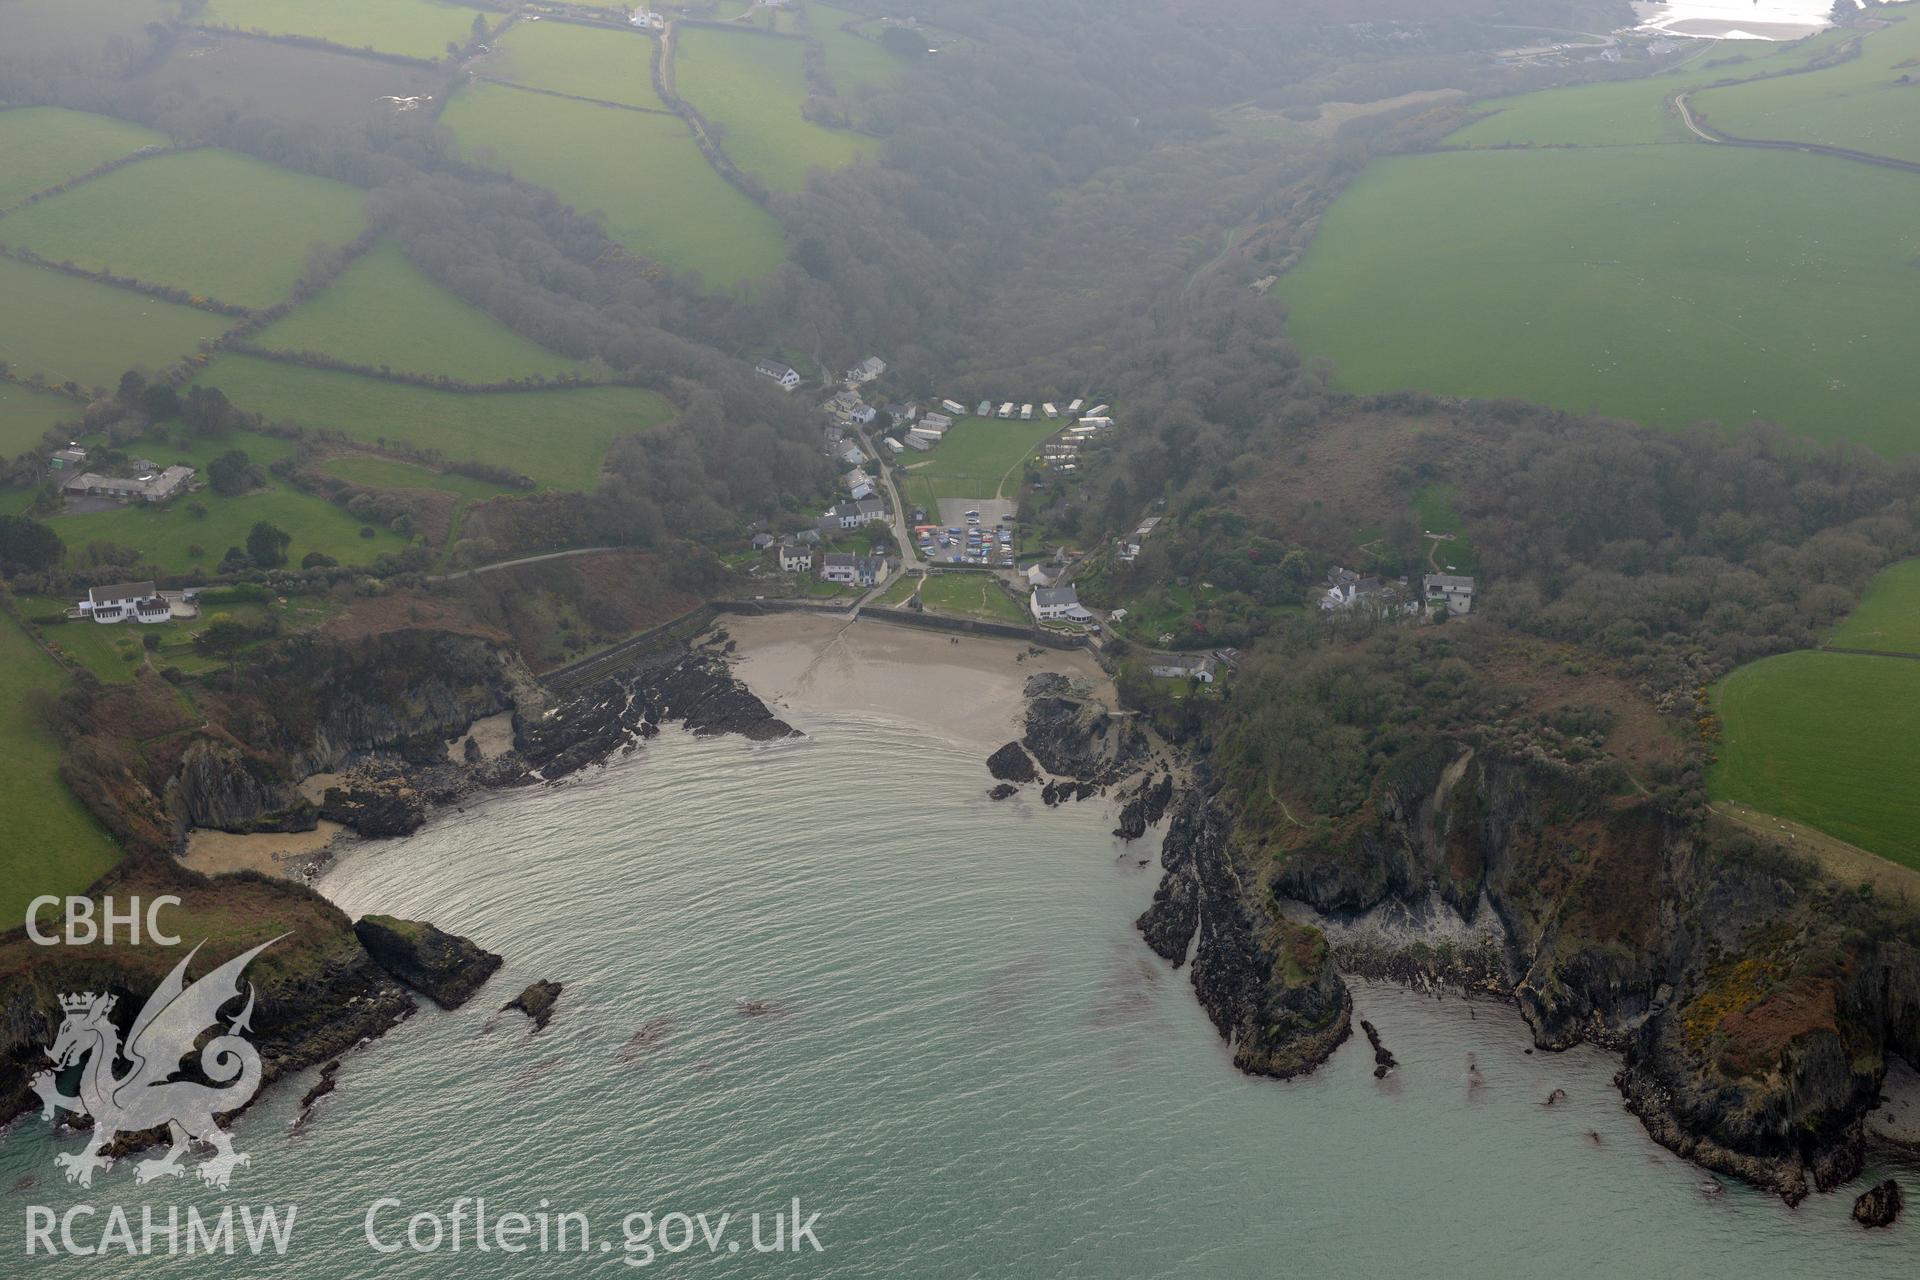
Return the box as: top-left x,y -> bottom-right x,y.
721,612 -> 1113,752
182,820 -> 346,878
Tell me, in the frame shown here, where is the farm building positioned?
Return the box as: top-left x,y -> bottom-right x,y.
63,465 -> 193,505
47,445 -> 88,471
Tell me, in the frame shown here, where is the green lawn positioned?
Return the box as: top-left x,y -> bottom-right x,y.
197,0 -> 493,61
1711,649 -> 1920,872
0,383 -> 85,457
1446,34 -> 1846,149
674,28 -> 871,193
251,241 -> 581,382
441,81 -> 784,289
1412,483 -> 1475,575
0,149 -> 366,308
1277,145 -> 1920,459
1692,16 -> 1920,164
196,354 -> 673,489
899,416 -> 1059,509
140,35 -> 447,131
0,256 -> 230,393
915,571 -> 1028,624
319,454 -> 510,500
0,107 -> 166,210
0,611 -> 121,924
480,19 -> 666,109
1828,557 -> 1920,654
810,4 -> 911,95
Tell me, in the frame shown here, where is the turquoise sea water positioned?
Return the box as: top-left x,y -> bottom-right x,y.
3,712 -> 1914,1276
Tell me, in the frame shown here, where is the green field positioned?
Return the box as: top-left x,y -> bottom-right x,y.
811,4 -> 911,95
1277,145 -> 1920,458
1828,557 -> 1920,654
0,383 -> 84,456
0,257 -> 229,392
1447,34 -> 1845,149
480,19 -> 666,109
0,107 -> 166,210
1412,483 -> 1475,575
0,149 -> 366,308
442,82 -> 784,288
319,454 -> 511,500
915,571 -> 1029,624
50,430 -> 410,575
0,0 -> 175,63
197,0 -> 492,61
252,241 -> 580,382
0,612 -> 122,923
1692,16 -> 1920,164
1711,649 -> 1920,871
197,354 -> 672,489
899,416 -> 1061,509
674,28 -> 870,193
141,33 -> 446,130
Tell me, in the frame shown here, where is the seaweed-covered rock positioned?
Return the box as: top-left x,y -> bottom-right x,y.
1852,1179 -> 1902,1228
503,980 -> 564,1032
354,915 -> 501,1010
987,783 -> 1018,801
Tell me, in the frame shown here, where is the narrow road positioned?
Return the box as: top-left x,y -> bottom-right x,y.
426,546 -> 616,583
855,423 -> 921,567
1675,92 -> 1920,175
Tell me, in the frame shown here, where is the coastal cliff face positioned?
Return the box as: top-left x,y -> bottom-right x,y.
1138,790 -> 1351,1077
1186,732 -> 1919,1203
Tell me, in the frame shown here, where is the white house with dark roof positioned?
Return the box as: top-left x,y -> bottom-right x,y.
779,539 -> 815,572
81,581 -> 170,624
1149,653 -> 1217,683
821,553 -> 888,588
845,356 -> 887,385
755,359 -> 802,392
1030,584 -> 1090,623
824,496 -> 889,530
1423,573 -> 1476,617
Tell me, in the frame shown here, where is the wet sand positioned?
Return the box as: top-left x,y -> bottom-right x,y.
722,612 -> 1112,752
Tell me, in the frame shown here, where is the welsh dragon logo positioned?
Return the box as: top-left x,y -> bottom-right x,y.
31,936 -> 284,1190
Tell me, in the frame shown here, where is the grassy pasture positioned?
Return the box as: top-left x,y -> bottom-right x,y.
0,613 -> 121,927
0,107 -> 165,210
196,354 -> 672,490
674,28 -> 870,192
1412,483 -> 1475,575
480,19 -> 666,109
915,571 -> 1028,624
442,82 -> 784,287
0,149 -> 366,308
0,0 -> 174,63
0,383 -> 85,456
319,454 -> 511,501
1276,145 -> 1920,459
1828,557 -> 1920,654
142,32 -> 446,129
196,0 -> 492,61
1446,34 -> 1846,149
1711,649 -> 1920,872
899,416 -> 1060,510
0,257 -> 228,392
49,429 -> 409,575
810,3 -> 911,94
253,241 -> 580,382
1691,16 -> 1920,163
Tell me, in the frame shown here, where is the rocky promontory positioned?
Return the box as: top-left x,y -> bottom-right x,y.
354,915 -> 502,1010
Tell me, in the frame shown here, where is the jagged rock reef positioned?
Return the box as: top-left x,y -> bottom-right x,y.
503,980 -> 564,1032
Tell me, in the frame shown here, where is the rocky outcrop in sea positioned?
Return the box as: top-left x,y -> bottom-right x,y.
354,915 -> 503,1010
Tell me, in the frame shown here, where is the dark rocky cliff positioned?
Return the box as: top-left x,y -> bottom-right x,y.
1189,731 -> 1920,1203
